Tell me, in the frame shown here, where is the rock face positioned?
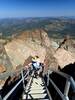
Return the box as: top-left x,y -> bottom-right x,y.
17,30 -> 42,42
1,29 -> 75,73
54,48 -> 75,68
0,43 -> 13,72
0,65 -> 6,73
58,36 -> 75,52
5,30 -> 53,70
53,36 -> 75,69
4,29 -> 59,72
0,80 -> 5,89
5,39 -> 46,69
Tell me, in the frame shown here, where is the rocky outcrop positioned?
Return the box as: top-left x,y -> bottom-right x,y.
41,30 -> 58,71
5,29 -> 75,73
54,48 -> 75,68
2,29 -> 75,72
0,43 -> 13,72
0,65 -> 6,73
58,36 -> 75,52
53,36 -> 75,69
17,30 -> 42,43
0,80 -> 5,89
4,29 -> 57,71
5,30 -> 47,70
44,46 -> 58,71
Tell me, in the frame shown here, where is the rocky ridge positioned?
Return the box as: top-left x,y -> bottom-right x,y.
1,30 -> 75,74
0,29 -> 75,89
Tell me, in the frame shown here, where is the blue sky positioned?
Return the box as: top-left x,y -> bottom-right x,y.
0,0 -> 75,18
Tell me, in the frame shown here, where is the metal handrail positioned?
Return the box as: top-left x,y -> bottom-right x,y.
42,77 -> 53,100
46,69 -> 75,100
48,69 -> 75,90
2,69 -> 29,100
49,77 -> 67,100
69,77 -> 75,91
1,68 -> 75,100
50,69 -> 70,79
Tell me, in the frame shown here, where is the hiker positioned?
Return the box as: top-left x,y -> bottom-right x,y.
39,63 -> 44,77
32,56 -> 44,77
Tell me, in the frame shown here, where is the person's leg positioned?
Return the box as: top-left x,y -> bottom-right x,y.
40,65 -> 44,77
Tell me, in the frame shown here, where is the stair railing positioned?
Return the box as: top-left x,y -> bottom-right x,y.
46,69 -> 75,100
1,68 -> 30,100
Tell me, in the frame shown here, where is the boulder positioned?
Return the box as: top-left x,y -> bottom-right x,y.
0,80 -> 5,89
54,48 -> 75,69
0,65 -> 6,73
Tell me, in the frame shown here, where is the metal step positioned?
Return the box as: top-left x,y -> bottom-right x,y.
22,92 -> 48,99
22,77 -> 50,100
29,89 -> 46,94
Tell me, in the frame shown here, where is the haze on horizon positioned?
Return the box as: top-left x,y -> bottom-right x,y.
0,0 -> 75,18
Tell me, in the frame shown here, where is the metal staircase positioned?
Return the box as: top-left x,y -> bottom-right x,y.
0,67 -> 75,100
22,73 -> 51,100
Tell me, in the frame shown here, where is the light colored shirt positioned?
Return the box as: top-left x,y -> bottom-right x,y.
32,61 -> 40,69
32,58 -> 41,69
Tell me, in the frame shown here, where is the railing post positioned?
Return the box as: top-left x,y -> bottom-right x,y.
64,80 -> 70,100
0,95 -> 2,100
47,70 -> 49,86
21,70 -> 25,91
70,77 -> 75,91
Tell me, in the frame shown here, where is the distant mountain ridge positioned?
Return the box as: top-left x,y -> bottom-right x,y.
0,17 -> 75,38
